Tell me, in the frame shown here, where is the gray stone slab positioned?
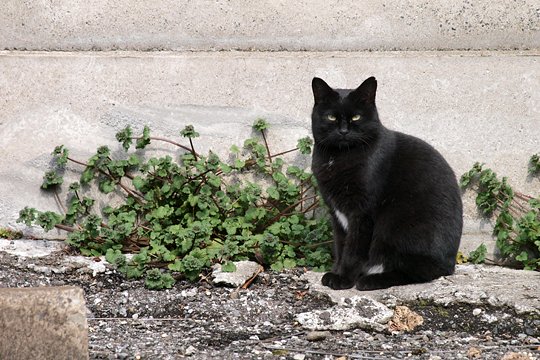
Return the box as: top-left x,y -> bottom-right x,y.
303,264 -> 540,314
1,0 -> 538,51
0,286 -> 89,360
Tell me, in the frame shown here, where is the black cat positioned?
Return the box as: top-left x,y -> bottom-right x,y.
311,76 -> 463,291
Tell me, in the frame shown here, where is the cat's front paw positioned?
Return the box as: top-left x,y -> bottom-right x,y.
321,272 -> 354,290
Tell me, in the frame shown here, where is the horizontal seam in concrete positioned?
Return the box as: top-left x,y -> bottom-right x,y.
1,49 -> 539,59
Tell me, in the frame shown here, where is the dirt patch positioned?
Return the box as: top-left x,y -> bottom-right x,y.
1,251 -> 539,359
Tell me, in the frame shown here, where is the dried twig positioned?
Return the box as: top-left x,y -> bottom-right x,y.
241,265 -> 264,289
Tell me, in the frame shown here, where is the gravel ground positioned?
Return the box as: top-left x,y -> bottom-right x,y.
1,249 -> 539,360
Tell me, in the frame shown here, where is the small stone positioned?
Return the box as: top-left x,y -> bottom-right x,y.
467,346 -> 482,358
293,354 -> 306,360
501,352 -> 535,360
181,288 -> 197,297
185,345 -> 196,356
306,331 -> 331,341
132,313 -> 139,320
472,308 -> 482,316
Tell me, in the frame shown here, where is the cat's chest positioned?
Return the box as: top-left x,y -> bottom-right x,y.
313,153 -> 371,208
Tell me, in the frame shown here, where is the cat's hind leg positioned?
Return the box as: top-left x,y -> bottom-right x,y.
355,255 -> 454,291
355,271 -> 414,291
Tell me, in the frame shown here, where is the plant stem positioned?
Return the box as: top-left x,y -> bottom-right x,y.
67,156 -> 89,167
260,130 -> 272,164
263,194 -> 319,229
54,190 -> 67,215
188,138 -> 197,161
132,136 -> 196,156
271,148 -> 298,158
54,223 -> 77,233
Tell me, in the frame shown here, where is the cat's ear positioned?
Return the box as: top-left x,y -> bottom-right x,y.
312,77 -> 338,104
348,77 -> 377,104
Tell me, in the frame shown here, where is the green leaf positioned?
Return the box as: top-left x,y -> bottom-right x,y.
145,268 -> 175,290
297,137 -> 313,155
132,176 -> 145,190
253,118 -> 269,131
270,261 -> 284,272
180,125 -> 200,138
529,154 -> 540,175
116,126 -> 133,151
468,244 -> 487,264
17,207 -> 38,226
267,186 -> 280,200
98,179 -> 116,194
80,167 -> 95,185
127,154 -> 140,166
221,262 -> 237,273
136,126 -> 151,149
36,211 -> 63,231
515,251 -> 528,262
283,258 -> 297,269
41,170 -> 64,189
52,145 -> 69,167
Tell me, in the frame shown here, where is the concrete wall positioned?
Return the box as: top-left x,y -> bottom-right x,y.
1,0 -> 539,51
1,1 -> 539,254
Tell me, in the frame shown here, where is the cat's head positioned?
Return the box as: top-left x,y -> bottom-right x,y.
311,77 -> 381,149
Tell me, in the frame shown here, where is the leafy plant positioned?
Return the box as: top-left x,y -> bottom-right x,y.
0,227 -> 23,240
529,154 -> 540,175
461,162 -> 540,270
468,244 -> 487,264
18,120 -> 332,288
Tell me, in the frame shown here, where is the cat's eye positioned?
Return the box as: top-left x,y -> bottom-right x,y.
326,114 -> 337,121
351,114 -> 362,122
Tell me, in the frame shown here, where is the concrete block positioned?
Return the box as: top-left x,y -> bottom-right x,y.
0,50 -> 538,248
0,286 -> 89,360
303,264 -> 540,314
0,0 -> 538,51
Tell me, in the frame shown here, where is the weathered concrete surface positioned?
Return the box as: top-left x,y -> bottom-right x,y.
1,0 -> 539,51
0,286 -> 89,360
1,50 -> 538,251
0,238 -> 68,257
304,264 -> 540,314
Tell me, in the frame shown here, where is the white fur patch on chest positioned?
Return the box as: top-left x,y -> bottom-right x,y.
334,210 -> 349,231
366,264 -> 385,275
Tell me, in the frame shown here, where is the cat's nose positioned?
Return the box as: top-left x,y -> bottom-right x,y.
339,128 -> 349,135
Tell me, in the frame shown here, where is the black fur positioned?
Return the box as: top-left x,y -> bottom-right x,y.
311,77 -> 463,291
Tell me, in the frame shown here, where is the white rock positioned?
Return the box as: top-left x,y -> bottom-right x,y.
181,288 -> 197,297
212,260 -> 262,287
296,296 -> 393,332
293,354 -> 306,360
472,308 -> 482,316
185,345 -> 196,356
